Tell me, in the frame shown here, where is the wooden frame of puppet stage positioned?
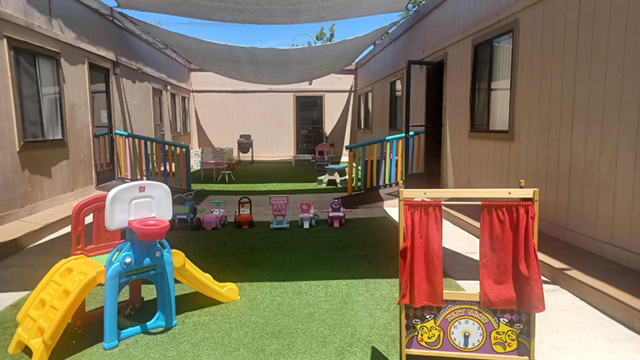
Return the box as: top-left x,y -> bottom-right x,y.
399,188 -> 539,360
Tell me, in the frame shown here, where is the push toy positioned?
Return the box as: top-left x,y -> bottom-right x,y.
321,199 -> 351,228
269,195 -> 290,229
234,196 -> 255,228
203,200 -> 228,230
170,189 -> 203,230
298,201 -> 318,228
8,182 -> 240,360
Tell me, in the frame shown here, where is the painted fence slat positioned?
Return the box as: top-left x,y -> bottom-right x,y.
175,147 -> 181,189
366,145 -> 372,189
390,139 -> 397,184
409,137 -> 414,174
397,139 -> 403,185
138,139 -> 144,180
150,142 -> 156,180
354,148 -> 360,190
359,146 -> 365,191
144,141 -> 150,180
162,145 -> 168,184
131,138 -> 138,181
385,141 -> 390,185
180,148 -> 186,190
379,142 -> 384,188
186,148 -> 192,190
119,136 -> 124,178
125,137 -> 131,179
168,146 -> 174,187
347,151 -> 353,195
372,143 -> 378,187
155,143 -> 162,183
414,135 -> 421,173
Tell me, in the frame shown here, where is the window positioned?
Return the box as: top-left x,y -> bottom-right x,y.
170,93 -> 179,133
12,46 -> 64,142
358,91 -> 372,130
471,30 -> 513,133
181,96 -> 190,133
389,78 -> 402,131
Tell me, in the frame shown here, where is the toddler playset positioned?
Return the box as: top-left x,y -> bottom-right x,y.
234,196 -> 255,228
203,200 -> 228,230
170,189 -> 203,230
398,188 -> 544,360
269,195 -> 290,229
321,199 -> 351,227
8,182 -> 240,360
297,201 -> 318,228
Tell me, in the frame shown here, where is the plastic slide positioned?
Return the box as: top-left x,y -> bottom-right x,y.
8,256 -> 105,360
171,250 -> 240,303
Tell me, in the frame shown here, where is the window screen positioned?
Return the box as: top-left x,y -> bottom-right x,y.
13,47 -> 64,141
471,31 -> 513,132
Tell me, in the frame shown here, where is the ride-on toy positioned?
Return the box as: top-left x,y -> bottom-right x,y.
321,199 -> 352,228
269,195 -> 290,229
234,196 -> 255,229
298,201 -> 318,228
203,200 -> 228,230
170,189 -> 203,230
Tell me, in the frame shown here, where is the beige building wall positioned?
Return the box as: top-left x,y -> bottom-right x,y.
191,70 -> 355,160
0,0 -> 191,224
354,0 -> 640,270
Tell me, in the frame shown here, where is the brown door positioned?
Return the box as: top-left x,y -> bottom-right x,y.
89,64 -> 115,185
153,88 -> 164,140
423,62 -> 444,188
295,96 -> 323,155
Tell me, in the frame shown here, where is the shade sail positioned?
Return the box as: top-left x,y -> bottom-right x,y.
129,17 -> 394,85
117,0 -> 408,25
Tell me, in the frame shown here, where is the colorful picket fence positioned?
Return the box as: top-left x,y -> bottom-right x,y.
345,131 -> 424,195
111,130 -> 191,190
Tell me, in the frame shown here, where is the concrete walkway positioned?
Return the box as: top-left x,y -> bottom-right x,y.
385,206 -> 640,360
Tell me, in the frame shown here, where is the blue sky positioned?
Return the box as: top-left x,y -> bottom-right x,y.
100,0 -> 403,51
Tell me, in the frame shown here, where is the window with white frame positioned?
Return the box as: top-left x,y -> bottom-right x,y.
12,46 -> 64,142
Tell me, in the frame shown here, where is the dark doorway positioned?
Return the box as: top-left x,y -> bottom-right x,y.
89,64 -> 115,186
423,62 -> 444,188
295,96 -> 324,155
152,88 -> 164,140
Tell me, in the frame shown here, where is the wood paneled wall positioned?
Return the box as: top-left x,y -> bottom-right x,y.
355,0 -> 640,270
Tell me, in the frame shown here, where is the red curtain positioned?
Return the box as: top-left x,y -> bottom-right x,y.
479,202 -> 545,313
398,202 -> 443,307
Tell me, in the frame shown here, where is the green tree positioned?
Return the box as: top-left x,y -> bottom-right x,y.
401,0 -> 427,19
292,22 -> 336,47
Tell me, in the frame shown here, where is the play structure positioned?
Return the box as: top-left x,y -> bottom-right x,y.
310,141 -> 334,171
170,189 -> 202,230
317,164 -> 349,187
237,134 -> 254,165
321,199 -> 351,227
203,200 -> 228,230
398,188 -> 544,360
269,195 -> 290,229
8,182 -> 240,360
234,196 -> 255,228
297,201 -> 318,228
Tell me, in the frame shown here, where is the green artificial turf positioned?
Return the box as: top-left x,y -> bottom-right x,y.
192,162 -> 348,195
0,218 -> 463,360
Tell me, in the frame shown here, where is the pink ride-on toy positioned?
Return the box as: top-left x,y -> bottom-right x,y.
202,200 -> 227,230
298,201 -> 318,228
269,195 -> 290,229
321,199 -> 352,228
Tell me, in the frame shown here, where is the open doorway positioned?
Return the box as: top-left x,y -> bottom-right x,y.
89,64 -> 115,186
423,62 -> 444,188
295,95 -> 324,155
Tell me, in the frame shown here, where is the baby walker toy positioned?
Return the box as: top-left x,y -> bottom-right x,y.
298,201 -> 318,228
170,189 -> 203,230
321,199 -> 351,228
202,200 -> 227,230
8,182 -> 240,360
234,196 -> 255,228
269,195 -> 290,229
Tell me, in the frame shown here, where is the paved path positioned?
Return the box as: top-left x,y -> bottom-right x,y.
384,206 -> 640,360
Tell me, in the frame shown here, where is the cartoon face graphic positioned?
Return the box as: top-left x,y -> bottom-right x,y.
413,315 -> 444,350
490,318 -> 523,353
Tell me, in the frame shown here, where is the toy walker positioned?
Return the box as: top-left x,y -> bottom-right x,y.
234,196 -> 255,228
298,201 -> 318,228
170,189 -> 202,230
203,200 -> 227,230
8,182 -> 239,360
269,195 -> 290,229
321,199 -> 351,228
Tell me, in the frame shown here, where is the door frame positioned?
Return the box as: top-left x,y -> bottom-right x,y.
292,93 -> 325,156
87,60 -> 116,185
151,85 -> 165,140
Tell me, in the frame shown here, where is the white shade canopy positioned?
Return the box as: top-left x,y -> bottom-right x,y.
117,0 -> 408,25
129,17 -> 394,85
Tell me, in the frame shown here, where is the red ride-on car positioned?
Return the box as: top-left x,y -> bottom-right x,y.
234,196 -> 255,229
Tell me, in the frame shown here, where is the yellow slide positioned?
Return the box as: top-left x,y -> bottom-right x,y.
171,250 -> 240,303
8,256 -> 105,360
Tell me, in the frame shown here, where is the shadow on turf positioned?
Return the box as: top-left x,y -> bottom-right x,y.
44,291 -> 223,360
164,217 -> 400,283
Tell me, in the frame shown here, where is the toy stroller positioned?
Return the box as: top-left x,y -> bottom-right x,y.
269,195 -> 290,229
203,201 -> 227,230
170,189 -> 203,230
234,197 -> 254,229
298,201 -> 318,229
321,199 -> 351,228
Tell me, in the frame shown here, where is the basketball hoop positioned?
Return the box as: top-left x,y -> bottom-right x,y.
129,218 -> 170,241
